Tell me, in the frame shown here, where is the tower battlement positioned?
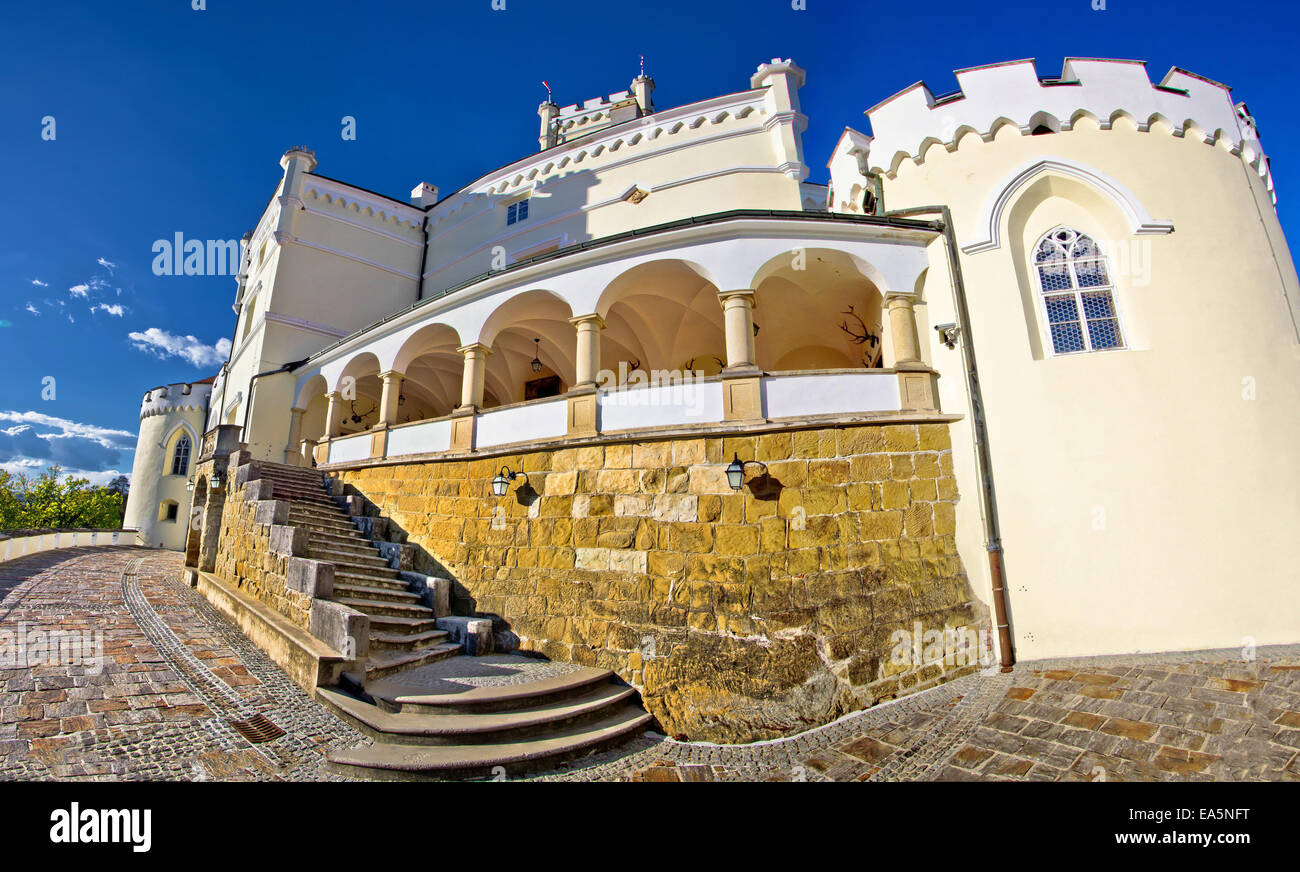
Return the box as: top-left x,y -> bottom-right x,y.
865,58 -> 1272,200
140,380 -> 214,421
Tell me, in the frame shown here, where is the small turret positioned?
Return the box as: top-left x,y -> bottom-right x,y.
539,101 -> 560,151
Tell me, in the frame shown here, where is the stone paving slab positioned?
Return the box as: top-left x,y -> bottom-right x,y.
2,547 -> 1297,782
532,646 -> 1300,782
0,547 -> 365,781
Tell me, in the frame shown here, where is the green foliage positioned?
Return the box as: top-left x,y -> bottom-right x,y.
0,466 -> 125,532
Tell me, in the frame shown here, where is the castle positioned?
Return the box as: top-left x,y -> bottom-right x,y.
124,57 -> 1300,747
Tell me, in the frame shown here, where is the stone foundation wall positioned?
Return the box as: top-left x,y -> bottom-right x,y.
213,483 -> 312,630
333,421 -> 989,742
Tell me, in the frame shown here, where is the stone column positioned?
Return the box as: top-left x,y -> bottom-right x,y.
718,290 -> 758,372
570,314 -> 605,387
284,407 -> 306,466
372,370 -> 404,459
718,290 -> 764,423
886,293 -> 922,366
567,315 -> 604,436
378,371 -> 404,425
885,293 -> 938,411
324,391 -> 343,438
452,343 -> 491,450
456,344 -> 491,411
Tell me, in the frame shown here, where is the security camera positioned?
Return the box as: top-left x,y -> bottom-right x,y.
935,323 -> 961,349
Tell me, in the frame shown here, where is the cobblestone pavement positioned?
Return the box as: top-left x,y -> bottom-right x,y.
2,547 -> 1298,782
0,547 -> 364,781
535,646 -> 1300,782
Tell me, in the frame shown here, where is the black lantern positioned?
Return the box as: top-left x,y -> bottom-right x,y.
725,454 -> 767,491
530,338 -> 543,373
491,466 -> 528,497
725,454 -> 745,490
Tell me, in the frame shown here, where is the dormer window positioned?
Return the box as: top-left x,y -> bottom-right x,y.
506,198 -> 530,226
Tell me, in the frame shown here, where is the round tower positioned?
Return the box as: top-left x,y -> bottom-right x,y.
853,58 -> 1300,660
123,379 -> 214,549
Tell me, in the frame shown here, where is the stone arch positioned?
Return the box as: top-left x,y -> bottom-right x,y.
159,421 -> 198,477
477,289 -> 575,407
294,373 -> 330,445
595,259 -> 726,378
333,352 -> 383,434
749,248 -> 887,371
1003,173 -> 1138,360
961,157 -> 1175,254
391,323 -> 465,421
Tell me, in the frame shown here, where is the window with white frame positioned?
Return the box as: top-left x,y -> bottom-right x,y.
171,434 -> 191,477
1033,227 -> 1125,354
506,198 -> 530,226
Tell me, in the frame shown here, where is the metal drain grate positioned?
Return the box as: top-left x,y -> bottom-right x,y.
227,714 -> 286,744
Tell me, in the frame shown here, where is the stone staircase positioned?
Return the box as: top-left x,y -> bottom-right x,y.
258,461 -> 460,681
253,460 -> 652,778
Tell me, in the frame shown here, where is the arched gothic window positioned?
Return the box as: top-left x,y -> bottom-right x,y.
1034,227 -> 1125,354
171,434 -> 191,477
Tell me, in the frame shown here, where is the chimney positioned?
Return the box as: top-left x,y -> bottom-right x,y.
410,182 -> 439,208
539,101 -> 560,151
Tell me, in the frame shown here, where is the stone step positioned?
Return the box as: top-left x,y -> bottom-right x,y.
317,682 -> 638,746
306,534 -> 377,554
366,614 -> 443,635
292,515 -> 363,535
330,572 -> 410,593
362,644 -> 463,681
306,526 -> 371,542
326,705 -> 653,779
295,520 -> 363,538
334,582 -> 421,605
288,505 -> 351,521
369,628 -> 453,652
262,483 -> 335,501
309,547 -> 392,569
368,664 -> 619,715
334,567 -> 407,588
335,597 -> 436,620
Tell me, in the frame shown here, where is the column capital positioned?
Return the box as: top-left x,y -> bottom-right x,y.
884,291 -> 918,304
568,313 -> 607,330
325,390 -> 341,400
457,342 -> 493,356
290,406 -> 307,416
717,288 -> 758,306
378,369 -> 404,382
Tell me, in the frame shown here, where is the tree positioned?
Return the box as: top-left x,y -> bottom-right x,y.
0,466 -> 125,532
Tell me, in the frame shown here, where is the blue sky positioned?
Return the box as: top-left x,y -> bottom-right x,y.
1,0 -> 1296,485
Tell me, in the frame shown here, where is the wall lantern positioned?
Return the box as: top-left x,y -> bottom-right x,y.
491,465 -> 528,497
725,454 -> 767,491
210,470 -> 223,487
530,338 -> 543,373
185,478 -> 195,492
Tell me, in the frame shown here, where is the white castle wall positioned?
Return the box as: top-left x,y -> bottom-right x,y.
866,58 -> 1273,200
123,381 -> 212,550
872,58 -> 1300,660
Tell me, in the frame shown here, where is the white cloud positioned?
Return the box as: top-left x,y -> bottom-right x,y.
31,278 -> 48,288
97,257 -> 117,272
0,411 -> 134,446
127,327 -> 231,368
92,303 -> 125,317
24,302 -> 40,316
0,412 -> 135,476
68,277 -> 109,299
